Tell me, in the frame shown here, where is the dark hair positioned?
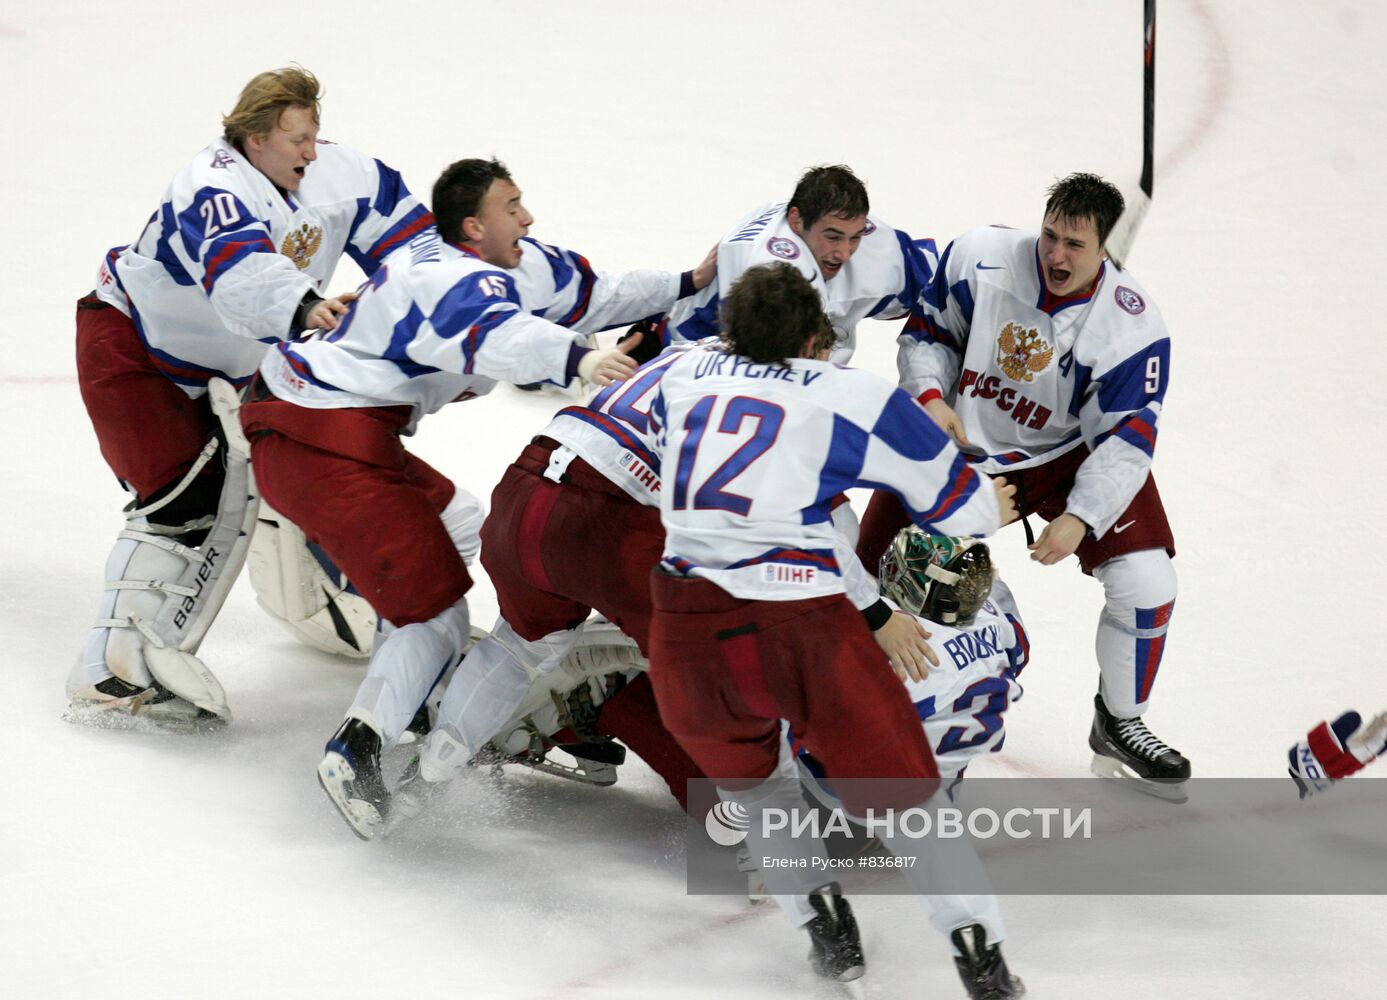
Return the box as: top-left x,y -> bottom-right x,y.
788,164 -> 869,229
719,263 -> 834,365
433,158 -> 512,244
1044,172 -> 1125,245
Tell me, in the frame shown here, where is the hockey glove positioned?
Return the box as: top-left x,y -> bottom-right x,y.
1287,710 -> 1387,799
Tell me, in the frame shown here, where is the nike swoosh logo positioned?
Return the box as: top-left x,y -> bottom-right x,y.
976,263 -> 1005,271
1113,520 -> 1137,534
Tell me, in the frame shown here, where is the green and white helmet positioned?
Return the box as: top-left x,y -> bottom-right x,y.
878,529 -> 996,625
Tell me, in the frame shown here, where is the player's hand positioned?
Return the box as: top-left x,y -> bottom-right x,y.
1028,513 -> 1088,565
874,611 -> 939,683
577,342 -> 641,386
992,476 -> 1018,526
923,397 -> 970,448
305,292 -> 358,331
690,243 -> 718,291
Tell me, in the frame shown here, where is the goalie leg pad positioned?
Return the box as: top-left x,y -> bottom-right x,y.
247,502 -> 376,659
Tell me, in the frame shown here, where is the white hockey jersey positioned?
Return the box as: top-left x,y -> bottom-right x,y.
796,579 -> 1029,790
94,137 -> 431,394
664,201 -> 937,364
652,346 -> 1002,601
260,231 -> 681,421
897,226 -> 1171,537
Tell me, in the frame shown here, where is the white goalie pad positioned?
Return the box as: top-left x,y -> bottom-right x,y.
246,503 -> 376,659
489,618 -> 647,755
74,418 -> 256,723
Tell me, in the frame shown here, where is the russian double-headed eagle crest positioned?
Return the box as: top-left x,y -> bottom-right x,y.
280,223 -> 323,270
996,322 -> 1053,383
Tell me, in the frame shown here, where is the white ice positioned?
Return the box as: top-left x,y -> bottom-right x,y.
2,1 -> 1384,997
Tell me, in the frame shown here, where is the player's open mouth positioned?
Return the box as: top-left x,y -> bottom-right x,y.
1048,267 -> 1070,287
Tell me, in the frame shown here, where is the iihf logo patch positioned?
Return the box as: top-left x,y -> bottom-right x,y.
766,237 -> 800,260
210,150 -> 235,169
863,219 -> 877,236
1114,286 -> 1145,315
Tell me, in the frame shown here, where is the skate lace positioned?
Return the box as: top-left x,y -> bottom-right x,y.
1114,716 -> 1174,760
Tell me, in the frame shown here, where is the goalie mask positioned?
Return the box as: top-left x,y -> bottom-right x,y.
878,530 -> 995,625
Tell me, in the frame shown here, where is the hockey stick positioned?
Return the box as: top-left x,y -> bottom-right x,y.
1105,0 -> 1156,269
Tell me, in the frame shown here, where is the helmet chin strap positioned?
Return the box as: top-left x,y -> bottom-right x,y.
924,563 -> 961,587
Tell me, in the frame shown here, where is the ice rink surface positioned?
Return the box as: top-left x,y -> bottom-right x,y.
3,1 -> 1384,996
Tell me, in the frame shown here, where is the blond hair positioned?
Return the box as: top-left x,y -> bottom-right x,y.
221,67 -> 321,145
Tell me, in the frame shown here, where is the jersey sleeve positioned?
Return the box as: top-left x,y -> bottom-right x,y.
353,267 -> 584,386
1066,329 -> 1170,536
896,235 -> 971,399
834,380 -> 1001,538
174,184 -> 313,344
517,238 -> 679,334
988,579 -> 1030,677
342,157 -> 435,277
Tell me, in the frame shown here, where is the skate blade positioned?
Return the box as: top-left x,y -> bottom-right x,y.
317,752 -> 384,841
63,695 -> 223,734
1090,754 -> 1188,803
511,755 -> 619,787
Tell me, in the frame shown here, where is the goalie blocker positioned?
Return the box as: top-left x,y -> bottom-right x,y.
67,378 -> 258,724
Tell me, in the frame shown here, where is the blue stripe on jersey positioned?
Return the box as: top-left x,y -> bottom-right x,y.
870,389 -> 950,462
921,240 -> 953,311
723,547 -> 841,574
152,204 -> 196,286
371,159 -> 409,217
898,312 -> 961,349
672,293 -> 721,343
865,294 -> 895,319
431,271 -> 521,339
128,309 -> 246,387
552,250 -> 598,328
552,406 -> 661,471
358,205 -> 434,272
1067,358 -> 1093,418
202,234 -> 276,292
815,413 -> 869,500
918,451 -> 983,526
1095,407 -> 1159,458
177,187 -> 257,263
381,304 -> 442,378
1096,338 -> 1171,411
950,276 -> 975,326
892,229 -> 935,310
275,343 -> 343,392
1005,614 -> 1030,676
914,695 -> 937,722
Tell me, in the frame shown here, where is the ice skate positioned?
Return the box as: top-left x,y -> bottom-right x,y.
317,718 -> 389,840
1089,693 -> 1190,802
380,756 -> 447,837
951,923 -> 1025,999
805,882 -> 865,983
65,675 -> 218,732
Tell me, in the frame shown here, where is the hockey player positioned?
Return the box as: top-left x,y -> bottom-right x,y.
646,263 -> 1016,988
857,172 -> 1190,800
656,164 -> 936,365
789,529 -> 1027,998
383,339 -> 939,835
1288,710 -> 1387,799
71,67 -> 433,725
240,157 -> 714,839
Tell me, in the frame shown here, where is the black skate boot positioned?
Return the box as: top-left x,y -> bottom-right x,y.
317,718 -> 389,840
805,882 -> 865,982
1089,693 -> 1191,802
951,923 -> 1025,999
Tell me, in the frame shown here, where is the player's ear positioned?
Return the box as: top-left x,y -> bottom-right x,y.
461,215 -> 483,242
787,206 -> 804,236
